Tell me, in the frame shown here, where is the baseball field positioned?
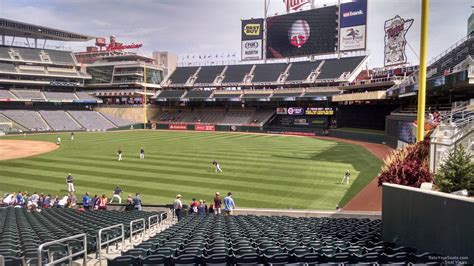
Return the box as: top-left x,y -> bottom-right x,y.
0,130 -> 382,210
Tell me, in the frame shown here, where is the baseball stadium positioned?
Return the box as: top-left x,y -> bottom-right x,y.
0,0 -> 473,265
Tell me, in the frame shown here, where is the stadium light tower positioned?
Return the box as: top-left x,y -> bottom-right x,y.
416,0 -> 429,142
143,64 -> 148,128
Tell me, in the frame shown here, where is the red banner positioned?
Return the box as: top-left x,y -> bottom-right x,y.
195,124 -> 216,131
169,124 -> 187,130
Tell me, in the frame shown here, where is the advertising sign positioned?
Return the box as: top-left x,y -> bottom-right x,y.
169,124 -> 187,130
266,6 -> 338,58
287,107 -> 305,115
241,40 -> 263,60
384,15 -> 414,66
339,25 -> 366,51
305,107 -> 334,116
241,18 -> 264,60
339,0 -> 367,51
276,107 -> 288,115
284,0 -> 312,12
195,124 -> 216,131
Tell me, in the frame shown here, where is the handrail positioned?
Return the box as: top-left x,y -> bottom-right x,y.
96,224 -> 124,265
147,214 -> 160,234
37,233 -> 87,266
428,34 -> 471,66
129,218 -> 146,247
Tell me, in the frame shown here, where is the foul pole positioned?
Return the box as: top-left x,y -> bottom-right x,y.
416,0 -> 429,142
143,64 -> 148,128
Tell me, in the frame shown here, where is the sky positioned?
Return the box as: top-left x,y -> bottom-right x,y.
0,0 -> 472,68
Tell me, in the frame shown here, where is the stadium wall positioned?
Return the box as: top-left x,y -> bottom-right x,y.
94,106 -> 159,123
328,129 -> 386,144
382,183 -> 474,263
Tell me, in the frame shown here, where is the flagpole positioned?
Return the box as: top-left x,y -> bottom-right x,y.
416,0 -> 429,142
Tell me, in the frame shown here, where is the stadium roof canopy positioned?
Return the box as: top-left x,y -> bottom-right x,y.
0,18 -> 93,42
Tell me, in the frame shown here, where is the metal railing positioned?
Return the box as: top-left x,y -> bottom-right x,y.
37,233 -> 87,266
147,212 -> 167,234
129,218 -> 146,247
96,224 -> 125,265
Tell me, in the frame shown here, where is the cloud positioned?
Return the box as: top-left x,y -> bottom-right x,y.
0,0 -> 471,68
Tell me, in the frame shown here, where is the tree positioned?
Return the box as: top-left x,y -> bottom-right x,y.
435,145 -> 474,195
377,141 -> 434,187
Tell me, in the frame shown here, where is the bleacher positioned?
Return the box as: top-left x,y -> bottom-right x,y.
156,90 -> 186,99
10,90 -> 45,100
0,46 -> 11,59
0,208 -> 161,265
100,112 -> 134,127
252,63 -> 288,83
39,110 -> 82,131
68,110 -> 116,130
184,90 -> 213,99
43,91 -> 78,101
428,35 -> 473,78
45,49 -> 76,65
317,56 -> 366,80
0,110 -> 50,131
286,61 -> 321,82
109,215 -> 441,265
167,67 -> 199,85
0,62 -> 17,73
221,64 -> 253,84
0,90 -> 17,99
153,109 -> 274,125
194,66 -> 225,84
14,47 -> 41,62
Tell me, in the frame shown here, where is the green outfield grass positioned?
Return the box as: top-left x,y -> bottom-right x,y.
0,131 -> 381,210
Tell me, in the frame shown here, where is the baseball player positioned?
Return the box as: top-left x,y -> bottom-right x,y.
56,137 -> 61,145
66,173 -> 75,192
117,148 -> 123,161
212,160 -> 222,173
70,132 -> 75,141
139,147 -> 145,160
341,170 -> 351,185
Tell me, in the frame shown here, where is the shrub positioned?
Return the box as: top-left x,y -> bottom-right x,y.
435,145 -> 474,195
377,141 -> 434,187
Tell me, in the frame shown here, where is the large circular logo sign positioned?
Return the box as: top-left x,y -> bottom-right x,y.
288,20 -> 310,48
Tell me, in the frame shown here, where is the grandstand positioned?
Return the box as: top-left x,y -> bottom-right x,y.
108,215 -> 442,265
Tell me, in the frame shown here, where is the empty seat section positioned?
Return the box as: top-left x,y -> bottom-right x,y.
45,50 -> 75,65
167,67 -> 198,84
0,110 -> 50,131
184,90 -> 212,99
68,111 -> 115,130
10,90 -> 44,100
195,66 -> 224,84
156,90 -> 185,99
221,64 -> 253,83
43,92 -> 78,101
0,62 -> 17,72
317,56 -> 365,80
39,110 -> 82,131
286,61 -> 321,81
252,63 -> 288,82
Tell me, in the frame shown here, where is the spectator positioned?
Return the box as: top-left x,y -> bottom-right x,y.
110,186 -> 123,204
2,192 -> 14,206
197,200 -> 206,216
82,192 -> 91,210
223,192 -> 235,216
91,194 -> 98,210
15,191 -> 23,207
125,194 -> 134,211
203,200 -> 208,213
43,194 -> 51,209
51,195 -> 59,208
68,192 -> 77,208
208,204 -> 215,214
98,194 -> 108,210
58,195 -> 69,208
214,192 -> 222,215
189,198 -> 198,214
174,194 -> 183,221
133,193 -> 142,211
31,192 -> 39,208
38,193 -> 44,208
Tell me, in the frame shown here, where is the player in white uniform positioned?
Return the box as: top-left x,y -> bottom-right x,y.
341,170 -> 350,185
139,147 -> 144,160
117,149 -> 123,161
213,160 -> 222,172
